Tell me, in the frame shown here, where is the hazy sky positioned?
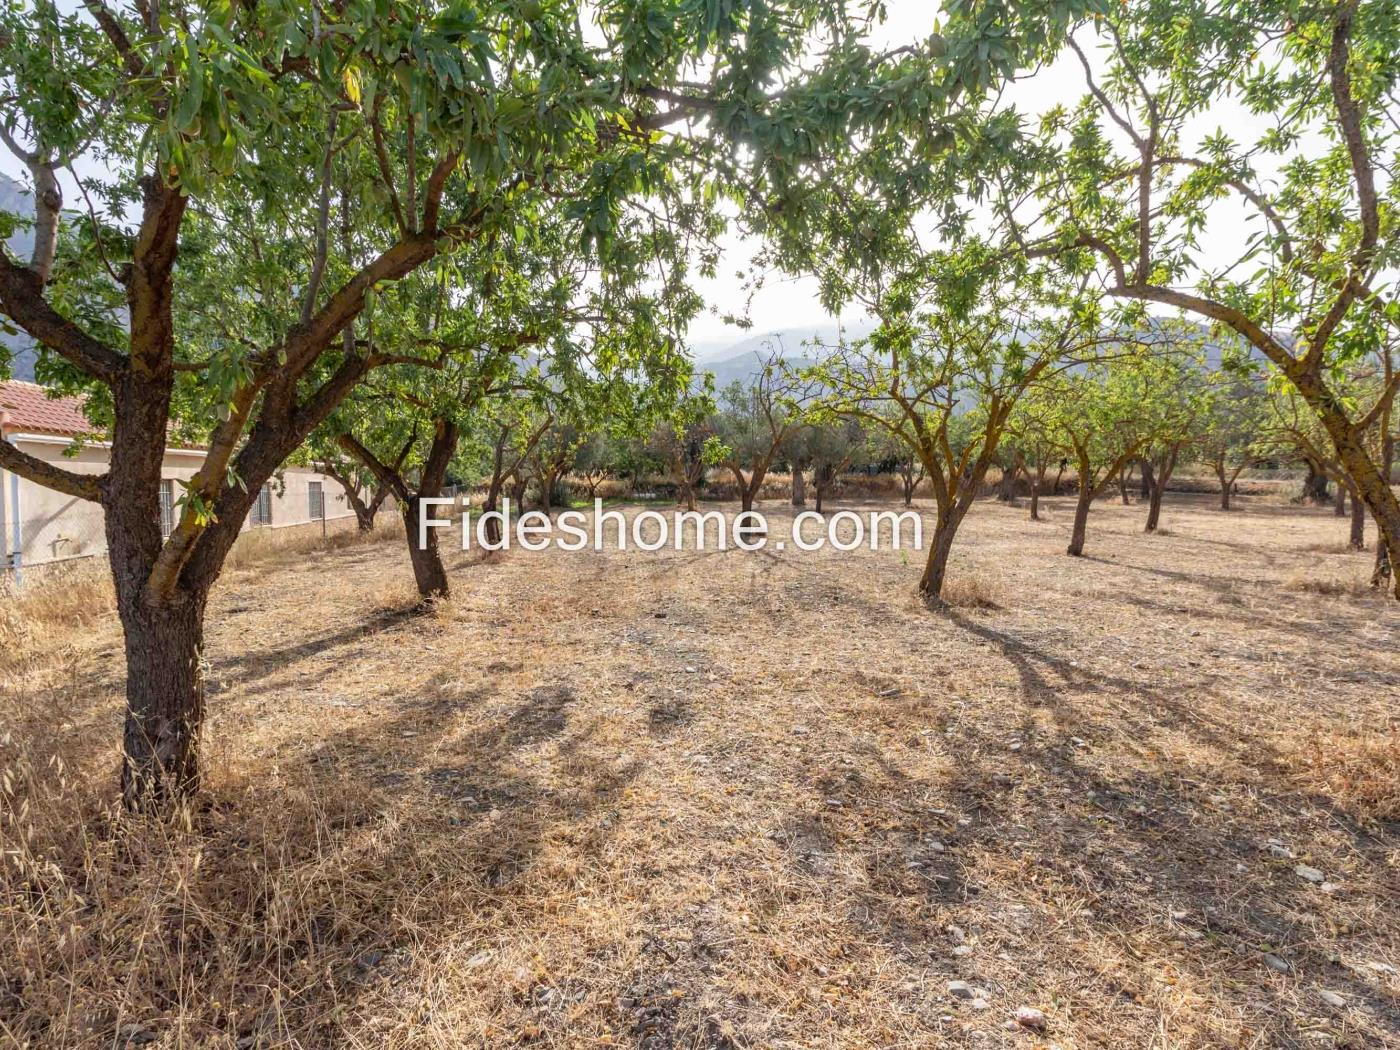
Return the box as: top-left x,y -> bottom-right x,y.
2,2 -> 1270,356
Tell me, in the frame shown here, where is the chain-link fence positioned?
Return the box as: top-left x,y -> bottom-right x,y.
2,503 -> 110,583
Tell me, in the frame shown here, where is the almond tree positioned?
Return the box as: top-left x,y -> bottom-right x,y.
1014,1 -> 1400,594
1041,351 -> 1174,557
1200,365 -> 1268,512
804,252 -> 1113,602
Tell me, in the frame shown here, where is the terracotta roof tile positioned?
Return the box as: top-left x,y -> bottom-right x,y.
0,380 -> 95,438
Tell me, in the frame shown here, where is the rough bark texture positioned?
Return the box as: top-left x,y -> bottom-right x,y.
791,465 -> 806,507
118,588 -> 209,808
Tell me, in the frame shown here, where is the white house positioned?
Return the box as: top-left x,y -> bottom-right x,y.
1,380 -> 356,577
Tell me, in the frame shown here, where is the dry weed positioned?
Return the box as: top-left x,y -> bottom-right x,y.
1295,730 -> 1400,823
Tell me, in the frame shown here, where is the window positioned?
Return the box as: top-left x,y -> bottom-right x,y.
250,483 -> 273,527
159,479 -> 175,538
308,480 -> 324,520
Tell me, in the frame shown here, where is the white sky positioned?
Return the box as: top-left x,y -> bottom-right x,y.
2,1 -> 1272,357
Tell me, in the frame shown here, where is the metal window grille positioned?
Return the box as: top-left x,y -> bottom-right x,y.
159,479 -> 174,538
308,480 -> 324,520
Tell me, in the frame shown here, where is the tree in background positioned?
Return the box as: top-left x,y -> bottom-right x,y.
1135,339 -> 1213,534
708,352 -> 818,515
805,251 -> 1110,602
1047,351 -> 1170,557
1004,387 -> 1068,522
1201,361 -> 1269,512
649,391 -> 714,511
794,416 -> 868,515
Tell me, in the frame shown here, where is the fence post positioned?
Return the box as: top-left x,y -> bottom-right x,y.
9,471 -> 22,587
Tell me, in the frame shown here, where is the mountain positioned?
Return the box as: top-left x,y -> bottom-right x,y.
692,319 -> 874,389
1,173 -> 38,381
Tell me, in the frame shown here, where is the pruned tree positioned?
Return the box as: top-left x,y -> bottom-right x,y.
650,391 -> 714,512
804,250 -> 1114,601
793,415 -> 867,514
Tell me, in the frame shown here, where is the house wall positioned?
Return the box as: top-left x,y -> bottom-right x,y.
0,433 -> 357,571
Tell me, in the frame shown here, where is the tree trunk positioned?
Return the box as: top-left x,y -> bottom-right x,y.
901,471 -> 916,507
1302,459 -> 1330,504
1117,466 -> 1130,505
1029,463 -> 1047,521
119,591 -> 209,809
1138,458 -> 1153,500
1334,482 -> 1348,517
1216,459 -> 1231,511
678,479 -> 696,512
1376,434 -> 1396,588
740,489 -> 755,514
1144,446 -> 1178,534
814,485 -> 825,515
1349,485 -> 1366,550
791,464 -> 806,506
918,501 -> 971,603
404,497 -> 450,599
918,527 -> 956,602
540,469 -> 557,514
1052,460 -> 1067,497
1067,488 -> 1093,557
998,463 -> 1019,502
1145,483 -> 1165,532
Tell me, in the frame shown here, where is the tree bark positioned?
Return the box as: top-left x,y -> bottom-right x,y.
119,589 -> 209,809
791,464 -> 806,506
1334,482 -> 1348,517
1376,432 -> 1396,588
1117,466 -> 1130,505
998,462 -> 1019,502
1302,458 -> 1330,504
1067,488 -> 1093,557
404,497 -> 450,598
1215,457 -> 1231,511
1029,460 -> 1048,521
918,494 -> 978,603
918,519 -> 958,602
1144,446 -> 1179,533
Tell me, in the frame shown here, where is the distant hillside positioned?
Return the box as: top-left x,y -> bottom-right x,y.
694,320 -> 873,389
1,173 -> 37,381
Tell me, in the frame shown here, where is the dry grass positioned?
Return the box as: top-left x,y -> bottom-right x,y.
939,571 -> 1006,611
1283,572 -> 1375,597
2,491 -> 1398,1049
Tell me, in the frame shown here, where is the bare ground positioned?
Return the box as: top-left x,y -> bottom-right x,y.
2,492 -> 1399,1049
